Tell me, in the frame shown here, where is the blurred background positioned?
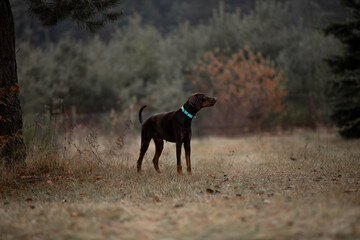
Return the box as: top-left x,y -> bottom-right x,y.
11,0 -> 347,140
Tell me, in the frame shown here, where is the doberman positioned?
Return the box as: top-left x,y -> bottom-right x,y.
137,93 -> 216,175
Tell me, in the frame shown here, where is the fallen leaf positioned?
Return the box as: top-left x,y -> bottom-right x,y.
25,198 -> 33,202
174,203 -> 184,208
314,176 -> 322,182
69,212 -> 83,217
4,201 -> 9,205
206,188 -> 214,194
153,194 -> 161,202
287,220 -> 295,226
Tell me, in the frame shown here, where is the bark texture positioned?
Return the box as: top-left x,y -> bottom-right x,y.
0,0 -> 26,165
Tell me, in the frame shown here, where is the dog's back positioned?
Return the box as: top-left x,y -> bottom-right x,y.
141,110 -> 177,143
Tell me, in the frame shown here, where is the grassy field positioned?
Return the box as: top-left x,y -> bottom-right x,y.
1,130 -> 360,239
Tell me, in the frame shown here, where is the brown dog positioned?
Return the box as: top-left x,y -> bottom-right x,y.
137,93 -> 216,175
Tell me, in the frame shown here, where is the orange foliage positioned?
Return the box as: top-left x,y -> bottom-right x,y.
192,47 -> 287,132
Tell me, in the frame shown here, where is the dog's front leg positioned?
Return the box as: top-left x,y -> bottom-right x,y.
184,137 -> 191,175
176,140 -> 183,176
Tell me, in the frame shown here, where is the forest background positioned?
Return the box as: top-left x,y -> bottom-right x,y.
12,0 -> 347,137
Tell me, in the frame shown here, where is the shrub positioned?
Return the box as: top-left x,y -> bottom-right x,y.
191,47 -> 287,132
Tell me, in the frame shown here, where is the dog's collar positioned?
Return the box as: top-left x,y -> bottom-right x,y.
181,106 -> 195,119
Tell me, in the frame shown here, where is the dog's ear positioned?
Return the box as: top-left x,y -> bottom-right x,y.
188,94 -> 202,109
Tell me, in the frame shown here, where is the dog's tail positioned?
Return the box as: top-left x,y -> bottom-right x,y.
139,105 -> 147,124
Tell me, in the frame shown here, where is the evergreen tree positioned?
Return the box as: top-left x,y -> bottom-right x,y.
0,0 -> 122,166
25,0 -> 123,32
324,0 -> 360,138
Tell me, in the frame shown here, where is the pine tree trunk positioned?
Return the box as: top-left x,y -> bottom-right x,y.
0,0 -> 26,166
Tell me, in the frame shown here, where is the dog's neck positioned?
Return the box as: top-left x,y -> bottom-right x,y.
182,101 -> 199,118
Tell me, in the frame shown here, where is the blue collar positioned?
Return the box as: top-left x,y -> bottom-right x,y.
181,106 -> 195,119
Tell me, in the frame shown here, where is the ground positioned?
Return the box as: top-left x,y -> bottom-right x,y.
1,131 -> 360,239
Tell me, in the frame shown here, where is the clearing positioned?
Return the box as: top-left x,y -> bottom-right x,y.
1,131 -> 360,239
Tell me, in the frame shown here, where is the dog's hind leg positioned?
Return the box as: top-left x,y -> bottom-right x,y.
152,138 -> 164,173
137,136 -> 151,173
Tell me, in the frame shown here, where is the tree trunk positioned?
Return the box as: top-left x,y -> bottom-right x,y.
0,0 -> 26,166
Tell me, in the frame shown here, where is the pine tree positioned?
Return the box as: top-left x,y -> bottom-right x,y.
0,0 -> 122,166
324,0 -> 360,138
26,0 -> 123,32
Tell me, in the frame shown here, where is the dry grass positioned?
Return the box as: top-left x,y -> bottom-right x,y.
1,130 -> 360,240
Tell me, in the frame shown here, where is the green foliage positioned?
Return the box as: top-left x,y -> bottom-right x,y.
241,1 -> 294,60
25,0 -> 123,32
17,0 -> 342,129
203,2 -> 243,54
328,70 -> 360,138
107,16 -> 163,108
324,0 -> 360,138
18,38 -> 118,114
91,15 -> 186,112
277,30 -> 341,126
22,112 -> 57,148
13,0 -> 344,42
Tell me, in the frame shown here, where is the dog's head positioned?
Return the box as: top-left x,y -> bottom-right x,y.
187,93 -> 217,110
